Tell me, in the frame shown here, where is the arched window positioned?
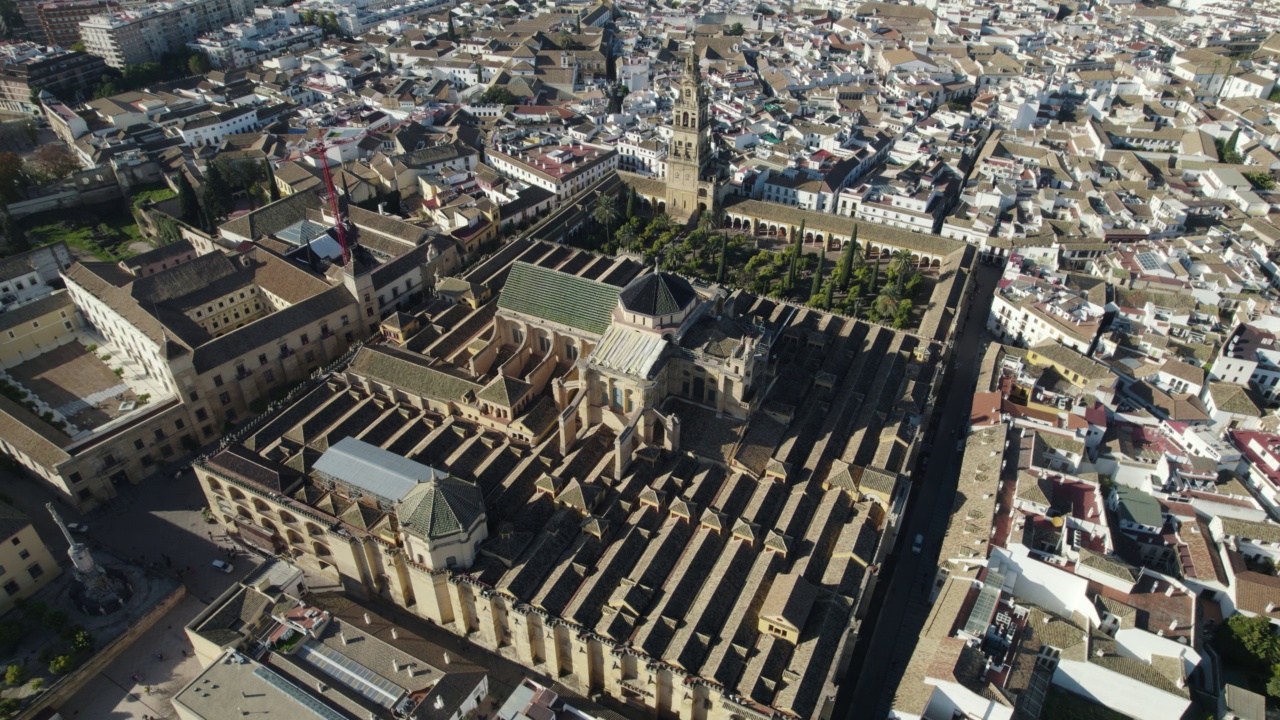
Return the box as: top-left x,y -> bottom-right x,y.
251,498 -> 270,514
682,111 -> 689,126
313,542 -> 332,557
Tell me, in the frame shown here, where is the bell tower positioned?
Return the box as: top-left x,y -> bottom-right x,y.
665,51 -> 711,223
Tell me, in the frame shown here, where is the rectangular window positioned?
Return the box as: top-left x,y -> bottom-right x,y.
258,353 -> 268,366
3,581 -> 17,596
27,564 -> 42,580
213,375 -> 223,387
134,439 -> 144,450
69,472 -> 82,484
264,369 -> 275,383
300,334 -> 309,345
175,418 -> 184,430
219,392 -> 231,406
195,408 -> 208,421
304,350 -> 314,363
17,550 -> 28,560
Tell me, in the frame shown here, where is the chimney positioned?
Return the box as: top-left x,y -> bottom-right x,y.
317,682 -> 327,692
391,627 -> 399,640
1169,618 -> 1178,631
1268,602 -> 1277,613
1164,585 -> 1174,597
443,652 -> 451,665
363,612 -> 371,625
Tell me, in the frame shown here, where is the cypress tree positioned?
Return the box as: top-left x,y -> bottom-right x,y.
867,239 -> 878,296
717,235 -> 727,284
838,223 -> 856,291
448,13 -> 456,41
788,220 -> 805,291
811,241 -> 824,300
823,273 -> 834,310
177,172 -> 198,224
3,212 -> 27,254
625,187 -> 635,220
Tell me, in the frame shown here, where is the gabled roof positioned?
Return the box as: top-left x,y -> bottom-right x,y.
497,261 -> 620,335
759,572 -> 815,631
314,436 -> 448,503
476,375 -> 531,409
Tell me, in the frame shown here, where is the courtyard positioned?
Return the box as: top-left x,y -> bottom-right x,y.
7,342 -> 138,432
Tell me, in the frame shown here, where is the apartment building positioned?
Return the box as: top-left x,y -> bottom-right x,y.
0,44 -> 106,114
486,143 -> 618,205
0,502 -> 59,616
79,0 -> 255,67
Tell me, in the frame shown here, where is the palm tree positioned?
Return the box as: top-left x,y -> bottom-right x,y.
698,210 -> 717,236
873,291 -> 899,320
617,224 -> 638,252
593,193 -> 620,245
888,249 -> 914,291
650,212 -> 672,234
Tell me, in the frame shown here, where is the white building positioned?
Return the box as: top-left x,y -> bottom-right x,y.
80,0 -> 255,67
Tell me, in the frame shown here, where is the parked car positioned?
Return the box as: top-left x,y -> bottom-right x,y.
211,559 -> 234,574
66,523 -> 88,534
912,534 -> 924,555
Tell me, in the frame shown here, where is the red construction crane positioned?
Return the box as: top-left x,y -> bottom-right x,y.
285,109 -> 437,266
293,132 -> 362,266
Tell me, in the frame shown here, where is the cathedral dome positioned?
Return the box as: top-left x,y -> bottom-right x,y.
619,271 -> 697,319
396,476 -> 486,542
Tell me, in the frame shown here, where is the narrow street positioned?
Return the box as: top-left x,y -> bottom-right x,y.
838,261 -> 1000,719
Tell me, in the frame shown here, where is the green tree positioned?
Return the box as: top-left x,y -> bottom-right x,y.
822,273 -> 834,310
188,51 -> 211,75
0,620 -> 24,649
177,172 -> 198,224
202,161 -> 232,221
0,151 -> 28,202
837,223 -> 859,291
787,221 -> 805,291
4,663 -> 26,687
617,224 -> 637,252
650,212 -> 672,235
698,210 -> 717,236
479,85 -> 518,104
872,291 -> 899,321
625,187 -> 635,220
893,298 -> 913,328
887,248 -> 914,292
41,610 -> 67,632
48,655 -> 74,675
728,22 -> 745,35
1244,171 -> 1275,190
866,241 -> 878,295
810,241 -> 825,299
70,41 -> 87,52
2,212 -> 27,254
717,235 -> 728,283
592,193 -> 620,245
71,629 -> 94,655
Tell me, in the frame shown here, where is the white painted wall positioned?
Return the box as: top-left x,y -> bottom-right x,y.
1053,660 -> 1191,720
